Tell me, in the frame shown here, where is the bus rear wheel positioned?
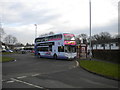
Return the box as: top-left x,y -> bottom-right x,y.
53,54 -> 57,60
37,53 -> 41,58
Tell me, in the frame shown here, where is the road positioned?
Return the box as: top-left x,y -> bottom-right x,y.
2,53 -> 119,89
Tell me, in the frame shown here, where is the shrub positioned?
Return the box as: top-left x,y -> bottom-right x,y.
92,50 -> 120,63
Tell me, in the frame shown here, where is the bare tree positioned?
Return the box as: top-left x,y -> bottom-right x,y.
4,35 -> 18,45
91,34 -> 101,41
12,37 -> 18,44
15,42 -> 24,46
100,32 -> 111,40
77,33 -> 88,44
49,31 -> 54,35
25,43 -> 31,46
39,31 -> 55,37
92,32 -> 111,41
0,27 -> 5,41
78,33 -> 88,39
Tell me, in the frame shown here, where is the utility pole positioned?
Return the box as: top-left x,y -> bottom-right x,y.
34,24 -> 37,38
89,0 -> 92,60
0,22 -> 2,41
0,21 -> 4,42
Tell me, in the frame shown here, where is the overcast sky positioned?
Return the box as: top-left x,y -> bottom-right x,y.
0,0 -> 119,44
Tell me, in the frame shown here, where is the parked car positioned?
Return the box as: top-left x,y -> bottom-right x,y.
21,50 -> 26,54
31,50 -> 35,53
6,50 -> 13,53
2,48 -> 6,52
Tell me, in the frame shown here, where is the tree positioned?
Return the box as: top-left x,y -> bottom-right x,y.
49,31 -> 54,35
100,32 -> 111,40
75,38 -> 81,44
91,34 -> 101,41
92,32 -> 111,41
4,35 -> 18,45
39,31 -> 55,37
15,42 -> 24,46
77,33 -> 88,44
25,43 -> 32,46
78,33 -> 88,39
0,27 -> 5,41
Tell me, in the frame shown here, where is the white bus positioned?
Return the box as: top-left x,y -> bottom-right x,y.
34,33 -> 77,60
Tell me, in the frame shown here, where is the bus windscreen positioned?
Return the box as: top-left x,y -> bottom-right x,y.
64,34 -> 75,41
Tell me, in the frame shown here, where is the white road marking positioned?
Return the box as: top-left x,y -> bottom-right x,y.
6,81 -> 14,83
11,78 -> 44,89
17,76 -> 27,79
69,61 -> 79,69
31,74 -> 40,77
76,61 -> 79,67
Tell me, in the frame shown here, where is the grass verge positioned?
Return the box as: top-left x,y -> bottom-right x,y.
0,56 -> 15,62
78,60 -> 120,80
2,52 -> 12,55
2,52 -> 18,55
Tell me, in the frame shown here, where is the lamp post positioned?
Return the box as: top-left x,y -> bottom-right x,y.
89,0 -> 92,60
34,24 -> 37,38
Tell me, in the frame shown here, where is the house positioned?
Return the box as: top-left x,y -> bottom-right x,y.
87,38 -> 120,50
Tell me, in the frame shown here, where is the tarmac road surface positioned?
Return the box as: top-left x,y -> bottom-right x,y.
2,53 -> 119,89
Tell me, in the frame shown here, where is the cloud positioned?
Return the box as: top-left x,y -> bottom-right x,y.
0,0 -> 118,44
73,20 -> 118,36
1,1 -> 61,25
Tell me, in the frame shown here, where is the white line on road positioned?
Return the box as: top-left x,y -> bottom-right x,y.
75,61 -> 79,67
17,76 -> 27,79
31,74 -> 40,77
11,78 -> 44,89
6,81 -> 14,83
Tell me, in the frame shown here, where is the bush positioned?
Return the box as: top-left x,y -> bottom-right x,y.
92,50 -> 120,63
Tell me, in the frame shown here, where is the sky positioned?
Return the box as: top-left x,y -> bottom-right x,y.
0,0 -> 119,44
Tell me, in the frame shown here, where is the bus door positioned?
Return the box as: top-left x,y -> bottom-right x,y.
58,46 -> 64,56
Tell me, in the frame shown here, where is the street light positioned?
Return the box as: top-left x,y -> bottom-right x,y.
89,0 -> 92,60
34,24 -> 37,38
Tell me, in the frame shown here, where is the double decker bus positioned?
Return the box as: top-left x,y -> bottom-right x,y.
34,33 -> 76,60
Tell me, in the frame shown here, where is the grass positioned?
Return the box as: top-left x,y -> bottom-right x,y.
2,52 -> 22,55
78,60 -> 120,80
2,52 -> 19,55
0,56 -> 15,62
2,52 -> 13,55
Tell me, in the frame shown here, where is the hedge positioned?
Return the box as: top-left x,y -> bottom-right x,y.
92,50 -> 120,63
